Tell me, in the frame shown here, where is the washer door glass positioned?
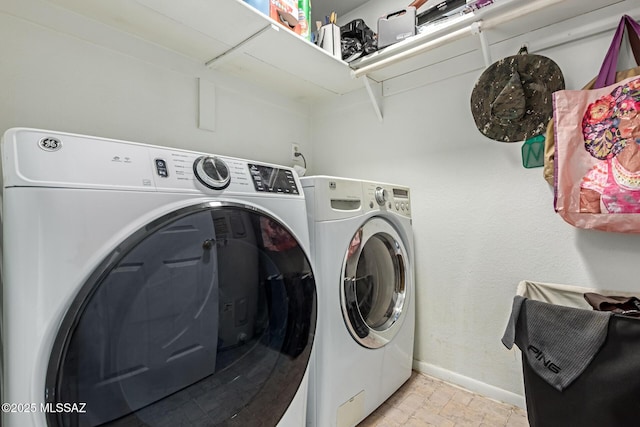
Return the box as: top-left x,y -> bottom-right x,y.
45,203 -> 316,427
341,217 -> 408,349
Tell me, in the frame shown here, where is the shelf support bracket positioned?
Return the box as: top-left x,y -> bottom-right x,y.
362,75 -> 383,122
205,24 -> 276,68
471,21 -> 491,68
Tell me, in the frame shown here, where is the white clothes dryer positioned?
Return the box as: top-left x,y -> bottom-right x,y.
301,176 -> 415,427
1,128 -> 317,427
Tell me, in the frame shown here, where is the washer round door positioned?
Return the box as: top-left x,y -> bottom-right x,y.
45,202 -> 316,427
341,217 -> 409,349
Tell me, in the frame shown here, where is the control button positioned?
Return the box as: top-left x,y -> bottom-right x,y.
369,201 -> 374,208
395,202 -> 400,210
193,156 -> 230,190
375,187 -> 388,206
155,158 -> 169,178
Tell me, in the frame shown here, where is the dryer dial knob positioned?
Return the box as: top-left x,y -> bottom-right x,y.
375,187 -> 388,206
193,156 -> 230,190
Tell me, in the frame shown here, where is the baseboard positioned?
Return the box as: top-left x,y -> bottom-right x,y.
412,360 -> 526,408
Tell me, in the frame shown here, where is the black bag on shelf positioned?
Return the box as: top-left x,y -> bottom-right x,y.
340,19 -> 377,62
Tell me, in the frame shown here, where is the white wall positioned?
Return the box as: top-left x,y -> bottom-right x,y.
0,1 -> 311,168
6,0 -> 640,411
310,0 -> 640,406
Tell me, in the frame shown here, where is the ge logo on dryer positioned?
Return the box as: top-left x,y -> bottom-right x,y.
38,137 -> 62,152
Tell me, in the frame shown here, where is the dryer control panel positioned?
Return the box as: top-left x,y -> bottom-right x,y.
2,128 -> 304,200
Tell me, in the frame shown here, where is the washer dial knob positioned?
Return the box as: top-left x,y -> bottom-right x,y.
374,187 -> 388,206
193,156 -> 230,190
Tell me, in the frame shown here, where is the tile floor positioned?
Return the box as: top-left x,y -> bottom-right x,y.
359,371 -> 529,427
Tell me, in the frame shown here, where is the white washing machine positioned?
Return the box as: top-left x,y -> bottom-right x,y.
1,128 -> 317,427
301,176 -> 415,427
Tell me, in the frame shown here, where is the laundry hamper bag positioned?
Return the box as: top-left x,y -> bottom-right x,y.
503,281 -> 640,427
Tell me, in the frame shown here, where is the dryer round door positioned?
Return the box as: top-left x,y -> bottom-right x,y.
45,202 -> 316,427
341,217 -> 409,349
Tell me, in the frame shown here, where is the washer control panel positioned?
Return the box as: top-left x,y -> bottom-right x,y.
363,182 -> 411,218
248,164 -> 299,195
